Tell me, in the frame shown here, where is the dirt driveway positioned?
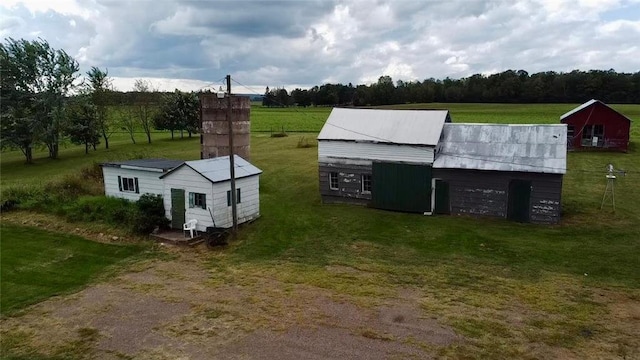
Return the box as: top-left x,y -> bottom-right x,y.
1,245 -> 460,359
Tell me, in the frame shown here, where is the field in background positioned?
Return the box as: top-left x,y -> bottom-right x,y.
1,103 -> 639,358
2,103 -> 638,190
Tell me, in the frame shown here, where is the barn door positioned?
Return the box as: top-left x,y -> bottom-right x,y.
507,180 -> 531,223
372,162 -> 431,213
171,188 -> 186,229
434,179 -> 450,215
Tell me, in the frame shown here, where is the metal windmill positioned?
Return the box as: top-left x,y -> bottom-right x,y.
600,163 -> 626,211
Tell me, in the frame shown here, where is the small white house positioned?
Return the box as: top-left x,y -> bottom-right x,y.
159,155 -> 262,231
101,159 -> 184,201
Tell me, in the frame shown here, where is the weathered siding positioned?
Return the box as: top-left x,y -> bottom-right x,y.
318,140 -> 434,164
163,166 -> 260,231
102,167 -> 164,201
433,169 -> 563,224
319,162 -> 372,205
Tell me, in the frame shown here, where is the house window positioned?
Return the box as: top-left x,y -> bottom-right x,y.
227,188 -> 241,206
189,192 -> 206,209
567,125 -> 575,137
329,172 -> 339,190
118,176 -> 139,193
361,174 -> 372,194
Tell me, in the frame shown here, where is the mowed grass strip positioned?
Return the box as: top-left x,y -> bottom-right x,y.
0,223 -> 146,315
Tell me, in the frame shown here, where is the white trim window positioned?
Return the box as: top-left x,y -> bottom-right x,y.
189,192 -> 207,209
227,188 -> 242,206
361,174 -> 372,194
329,172 -> 339,190
118,176 -> 139,193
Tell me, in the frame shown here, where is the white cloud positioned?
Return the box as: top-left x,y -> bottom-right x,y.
1,0 -> 639,91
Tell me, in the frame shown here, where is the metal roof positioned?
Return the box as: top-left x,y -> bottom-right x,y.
560,99 -> 633,122
101,158 -> 183,171
160,155 -> 262,183
433,123 -> 567,174
317,108 -> 450,146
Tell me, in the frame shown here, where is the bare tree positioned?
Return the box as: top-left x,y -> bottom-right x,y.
117,105 -> 137,144
132,79 -> 157,144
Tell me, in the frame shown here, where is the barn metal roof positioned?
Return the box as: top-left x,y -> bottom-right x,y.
560,99 -> 633,122
160,155 -> 262,183
101,158 -> 183,171
317,108 -> 450,146
433,123 -> 567,174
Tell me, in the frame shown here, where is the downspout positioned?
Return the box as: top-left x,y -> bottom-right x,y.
424,177 -> 437,216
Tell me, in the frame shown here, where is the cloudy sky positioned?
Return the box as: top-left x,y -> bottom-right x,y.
1,0 -> 639,93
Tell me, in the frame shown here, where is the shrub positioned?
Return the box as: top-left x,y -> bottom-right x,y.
296,136 -> 316,148
63,196 -> 136,224
133,194 -> 170,234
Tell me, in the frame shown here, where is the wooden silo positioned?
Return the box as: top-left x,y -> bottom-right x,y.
199,94 -> 251,160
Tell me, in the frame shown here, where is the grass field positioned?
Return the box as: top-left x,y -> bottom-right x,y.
1,103 -> 639,358
0,223 -> 146,315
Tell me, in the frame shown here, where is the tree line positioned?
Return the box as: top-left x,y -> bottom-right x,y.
267,70 -> 640,107
1,38 -> 199,163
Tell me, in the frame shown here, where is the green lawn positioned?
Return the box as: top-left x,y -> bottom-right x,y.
0,223 -> 146,315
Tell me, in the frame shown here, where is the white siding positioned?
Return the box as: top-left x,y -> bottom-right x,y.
318,140 -> 434,165
211,176 -> 260,229
102,166 -> 164,201
162,166 -> 260,231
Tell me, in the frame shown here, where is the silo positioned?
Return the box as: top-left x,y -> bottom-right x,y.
199,94 -> 251,160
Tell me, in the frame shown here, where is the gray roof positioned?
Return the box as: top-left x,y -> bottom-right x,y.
560,99 -> 632,122
160,155 -> 262,183
101,158 -> 184,171
433,123 -> 567,174
317,108 -> 450,146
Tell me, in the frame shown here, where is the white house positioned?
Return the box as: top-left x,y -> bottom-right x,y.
101,159 -> 184,201
317,108 -> 451,212
159,155 -> 262,231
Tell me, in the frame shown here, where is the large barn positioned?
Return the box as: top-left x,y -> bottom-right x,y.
317,108 -> 451,212
432,123 -> 567,224
560,99 -> 632,152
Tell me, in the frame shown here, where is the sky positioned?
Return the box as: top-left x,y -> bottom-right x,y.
1,0 -> 639,93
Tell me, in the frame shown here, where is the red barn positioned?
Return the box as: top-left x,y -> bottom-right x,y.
560,99 -> 632,152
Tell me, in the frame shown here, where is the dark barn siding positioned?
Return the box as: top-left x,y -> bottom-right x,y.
319,162 -> 372,205
433,169 -> 563,224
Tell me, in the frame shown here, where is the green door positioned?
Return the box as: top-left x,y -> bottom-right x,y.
507,180 -> 531,222
171,188 -> 185,229
434,179 -> 450,214
372,162 -> 432,213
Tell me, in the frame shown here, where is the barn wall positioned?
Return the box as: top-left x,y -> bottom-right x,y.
562,102 -> 630,152
163,166 -> 260,231
433,169 -> 563,224
318,140 -> 434,164
102,166 -> 164,201
319,162 -> 372,205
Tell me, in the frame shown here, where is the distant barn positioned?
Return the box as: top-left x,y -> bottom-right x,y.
560,99 -> 632,152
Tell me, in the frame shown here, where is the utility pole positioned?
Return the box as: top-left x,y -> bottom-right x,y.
226,74 -> 238,232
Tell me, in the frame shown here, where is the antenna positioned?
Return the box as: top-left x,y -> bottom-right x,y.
600,163 -> 626,211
